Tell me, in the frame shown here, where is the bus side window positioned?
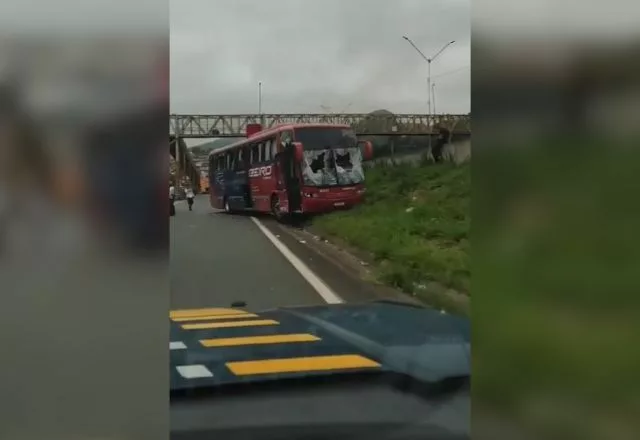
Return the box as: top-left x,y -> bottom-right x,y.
270,137 -> 278,158
251,143 -> 260,165
257,142 -> 265,163
227,151 -> 234,170
243,146 -> 251,168
236,149 -> 243,170
264,139 -> 272,161
280,131 -> 292,146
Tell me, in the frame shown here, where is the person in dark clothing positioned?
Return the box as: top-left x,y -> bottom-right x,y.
432,126 -> 450,163
186,187 -> 194,211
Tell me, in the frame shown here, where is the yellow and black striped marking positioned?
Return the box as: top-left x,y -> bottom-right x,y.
170,307 -> 382,387
170,307 -> 277,330
226,354 -> 381,376
200,333 -> 320,347
172,313 -> 259,322
181,319 -> 280,330
170,307 -> 255,320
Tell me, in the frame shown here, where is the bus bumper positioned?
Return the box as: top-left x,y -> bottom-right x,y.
301,194 -> 364,213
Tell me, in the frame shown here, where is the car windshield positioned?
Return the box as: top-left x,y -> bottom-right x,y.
294,127 -> 364,187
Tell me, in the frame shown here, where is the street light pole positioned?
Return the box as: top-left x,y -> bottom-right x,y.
427,61 -> 432,115
258,81 -> 264,126
402,36 -> 455,153
432,83 -> 437,115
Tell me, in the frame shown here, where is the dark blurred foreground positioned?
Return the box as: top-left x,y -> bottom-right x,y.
473,11 -> 640,440
0,32 -> 168,440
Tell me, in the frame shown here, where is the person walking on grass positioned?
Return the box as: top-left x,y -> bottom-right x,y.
186,187 -> 195,211
432,126 -> 451,163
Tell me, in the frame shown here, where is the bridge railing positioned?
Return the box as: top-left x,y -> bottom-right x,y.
169,113 -> 470,138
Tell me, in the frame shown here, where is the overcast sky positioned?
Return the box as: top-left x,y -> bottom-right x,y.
170,0 -> 470,115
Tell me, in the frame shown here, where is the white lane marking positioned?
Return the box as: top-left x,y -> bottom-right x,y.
176,365 -> 214,379
251,217 -> 343,304
170,341 -> 187,350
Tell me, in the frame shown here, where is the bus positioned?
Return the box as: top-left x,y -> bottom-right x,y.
207,123 -> 373,219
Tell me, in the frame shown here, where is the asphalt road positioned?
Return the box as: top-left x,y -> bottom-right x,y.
170,195 -> 324,310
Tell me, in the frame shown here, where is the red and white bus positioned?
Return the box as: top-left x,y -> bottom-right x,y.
207,123 -> 373,218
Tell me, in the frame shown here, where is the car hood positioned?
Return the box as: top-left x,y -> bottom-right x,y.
170,300 -> 470,391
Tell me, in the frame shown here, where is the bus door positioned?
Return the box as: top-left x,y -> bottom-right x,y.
239,145 -> 253,208
210,153 -> 225,208
280,141 -> 302,213
228,147 -> 252,210
223,149 -> 247,211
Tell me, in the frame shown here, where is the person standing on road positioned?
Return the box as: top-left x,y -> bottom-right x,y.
169,184 -> 176,216
186,187 -> 195,211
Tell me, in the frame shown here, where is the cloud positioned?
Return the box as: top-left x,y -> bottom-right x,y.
171,0 -> 470,114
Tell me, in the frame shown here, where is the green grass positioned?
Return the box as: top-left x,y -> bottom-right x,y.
471,142 -> 640,438
312,160 -> 470,313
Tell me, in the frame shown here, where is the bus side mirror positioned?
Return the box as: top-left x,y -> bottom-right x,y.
292,142 -> 304,162
359,140 -> 373,160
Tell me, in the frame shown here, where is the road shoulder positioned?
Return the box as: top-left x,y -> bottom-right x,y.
256,216 -> 423,306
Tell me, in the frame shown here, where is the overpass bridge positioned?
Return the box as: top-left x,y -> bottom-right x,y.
169,113 -> 471,188
170,113 -> 470,138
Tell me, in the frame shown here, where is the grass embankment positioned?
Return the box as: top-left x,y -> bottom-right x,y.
313,161 -> 470,314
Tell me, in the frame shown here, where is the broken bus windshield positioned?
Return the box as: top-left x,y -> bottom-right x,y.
294,127 -> 364,187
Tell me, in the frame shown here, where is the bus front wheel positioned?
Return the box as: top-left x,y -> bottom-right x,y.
271,195 -> 284,222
